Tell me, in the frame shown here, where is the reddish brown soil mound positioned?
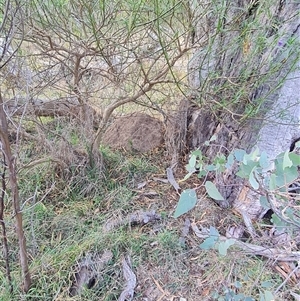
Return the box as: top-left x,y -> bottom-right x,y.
102,113 -> 164,152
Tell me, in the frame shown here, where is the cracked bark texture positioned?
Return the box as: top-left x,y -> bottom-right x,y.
185,1 -> 300,212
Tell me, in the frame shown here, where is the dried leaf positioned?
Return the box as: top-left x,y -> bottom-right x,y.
166,167 -> 180,192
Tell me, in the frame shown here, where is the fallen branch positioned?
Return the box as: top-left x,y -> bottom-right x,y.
104,210 -> 161,232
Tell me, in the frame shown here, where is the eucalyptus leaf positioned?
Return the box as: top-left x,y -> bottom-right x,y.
275,165 -> 298,186
209,226 -> 220,237
238,160 -> 258,179
174,189 -> 197,218
283,150 -> 293,169
191,150 -> 202,157
289,152 -> 300,165
206,164 -> 216,171
269,174 -> 277,190
226,153 -> 234,169
186,164 -> 195,173
197,170 -> 207,178
181,172 -> 194,182
189,155 -> 197,169
259,151 -> 269,169
218,239 -> 235,256
271,213 -> 287,229
199,236 -> 217,250
260,196 -> 270,209
264,290 -> 275,301
246,147 -> 260,162
205,181 -> 224,201
243,148 -> 259,165
234,149 -> 246,162
261,281 -> 273,288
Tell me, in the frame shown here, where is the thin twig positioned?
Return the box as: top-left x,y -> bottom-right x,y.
275,264 -> 300,294
0,155 -> 13,294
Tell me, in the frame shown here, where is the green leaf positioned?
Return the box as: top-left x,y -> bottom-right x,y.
283,150 -> 293,169
260,196 -> 270,209
259,151 -> 269,169
181,171 -> 194,181
264,290 -> 275,301
195,163 -> 202,170
173,189 -> 197,218
237,160 -> 258,178
271,213 -> 287,228
197,170 -> 207,178
186,164 -> 195,173
249,168 -> 259,190
261,281 -> 273,288
243,147 -> 259,164
205,181 -> 224,201
243,148 -> 260,164
199,236 -> 217,250
206,164 -> 216,171
188,155 -> 197,169
225,153 -> 234,169
218,239 -> 235,256
285,207 -> 297,221
275,165 -> 298,187
289,152 -> 300,165
269,174 -> 277,190
234,149 -> 246,162
236,169 -> 247,179
209,226 -> 220,237
191,150 -> 202,157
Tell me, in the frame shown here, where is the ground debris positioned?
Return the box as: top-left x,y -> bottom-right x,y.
273,261 -> 300,287
179,218 -> 191,245
104,210 -> 161,232
69,250 -> 113,297
226,225 -> 244,239
118,255 -> 137,301
166,165 -> 181,193
152,177 -> 169,184
190,222 -> 300,261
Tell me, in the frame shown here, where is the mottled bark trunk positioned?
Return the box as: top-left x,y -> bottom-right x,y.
170,1 -> 300,215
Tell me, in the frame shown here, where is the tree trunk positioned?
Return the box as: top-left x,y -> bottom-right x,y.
0,92 -> 31,292
169,1 -> 300,216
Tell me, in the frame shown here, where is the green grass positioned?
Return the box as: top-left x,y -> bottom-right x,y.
2,101 -> 296,301
0,145 -> 292,300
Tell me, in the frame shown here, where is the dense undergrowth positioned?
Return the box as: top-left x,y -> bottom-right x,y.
0,118 -> 294,301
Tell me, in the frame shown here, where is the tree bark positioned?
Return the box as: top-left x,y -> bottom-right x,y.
170,1 -> 300,214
